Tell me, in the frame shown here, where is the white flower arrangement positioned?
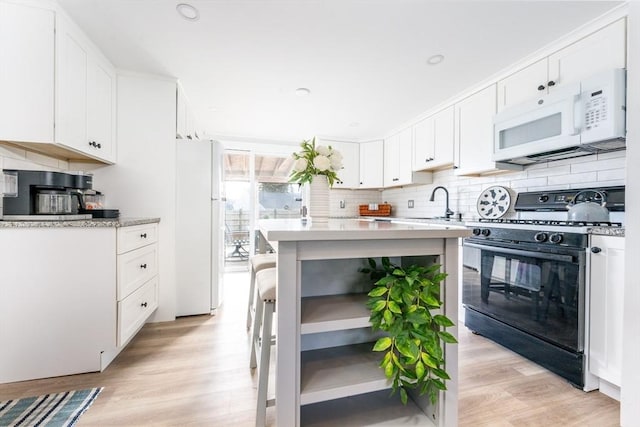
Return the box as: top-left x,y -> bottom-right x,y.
289,137 -> 342,187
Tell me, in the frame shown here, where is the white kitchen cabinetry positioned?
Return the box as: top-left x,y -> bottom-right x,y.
498,18 -> 626,112
176,83 -> 200,139
413,106 -> 455,171
328,141 -> 360,189
589,235 -> 624,400
359,140 -> 383,189
56,14 -> 116,163
116,223 -> 159,346
0,1 -> 54,144
0,228 -> 115,384
384,128 -> 432,188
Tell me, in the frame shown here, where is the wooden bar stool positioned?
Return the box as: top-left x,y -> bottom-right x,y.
249,267 -> 276,427
247,253 -> 277,330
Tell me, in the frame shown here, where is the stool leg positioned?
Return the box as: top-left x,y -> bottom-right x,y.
256,300 -> 274,427
247,267 -> 257,330
250,293 -> 264,369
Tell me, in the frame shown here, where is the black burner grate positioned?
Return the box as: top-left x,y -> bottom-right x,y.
477,218 -> 622,227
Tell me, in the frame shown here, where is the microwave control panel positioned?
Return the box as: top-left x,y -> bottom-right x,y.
580,68 -> 626,144
584,89 -> 607,130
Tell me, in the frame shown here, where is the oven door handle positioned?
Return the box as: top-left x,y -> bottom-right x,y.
464,242 -> 576,263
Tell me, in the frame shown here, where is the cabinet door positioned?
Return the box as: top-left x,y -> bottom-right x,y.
359,140 -> 383,189
331,141 -> 359,189
0,2 -> 54,143
548,18 -> 626,89
589,235 -> 624,387
431,106 -> 455,168
412,116 -> 434,171
454,85 -> 498,175
87,58 -> 115,161
497,59 -> 548,112
383,134 -> 400,187
56,17 -> 88,151
176,85 -> 187,138
397,127 -> 413,184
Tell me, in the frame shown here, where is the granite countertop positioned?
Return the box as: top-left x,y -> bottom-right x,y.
0,217 -> 160,228
588,226 -> 625,237
259,218 -> 471,242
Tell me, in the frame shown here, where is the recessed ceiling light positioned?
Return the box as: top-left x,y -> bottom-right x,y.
176,3 -> 199,21
427,54 -> 445,65
295,88 -> 311,97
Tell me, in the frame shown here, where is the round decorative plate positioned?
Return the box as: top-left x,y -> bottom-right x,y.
477,186 -> 511,219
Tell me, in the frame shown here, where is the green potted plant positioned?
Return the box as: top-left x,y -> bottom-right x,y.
361,257 -> 457,405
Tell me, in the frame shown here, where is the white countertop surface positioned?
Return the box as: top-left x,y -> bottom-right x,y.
258,218 -> 472,242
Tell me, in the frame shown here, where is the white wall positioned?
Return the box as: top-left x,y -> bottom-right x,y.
79,72 -> 178,323
621,3 -> 639,425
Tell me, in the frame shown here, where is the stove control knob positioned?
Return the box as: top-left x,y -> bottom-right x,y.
534,232 -> 548,242
538,194 -> 549,203
481,228 -> 491,237
549,233 -> 563,244
472,228 -> 481,236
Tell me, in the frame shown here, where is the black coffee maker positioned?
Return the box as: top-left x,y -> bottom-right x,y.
1,170 -> 117,220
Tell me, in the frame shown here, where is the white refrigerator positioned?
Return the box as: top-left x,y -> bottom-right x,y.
175,139 -> 225,316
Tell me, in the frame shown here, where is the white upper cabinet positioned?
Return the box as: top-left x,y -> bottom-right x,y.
384,128 -> 432,188
498,18 -> 626,112
455,85 -> 499,175
548,18 -> 626,87
326,140 -> 359,189
0,2 -> 54,143
56,14 -> 116,163
177,83 -> 200,140
359,140 -> 383,189
383,133 -> 400,187
413,106 -> 454,171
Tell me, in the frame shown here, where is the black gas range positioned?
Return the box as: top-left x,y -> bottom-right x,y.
462,186 -> 624,390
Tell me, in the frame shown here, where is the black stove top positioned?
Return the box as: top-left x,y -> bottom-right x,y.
477,218 -> 622,228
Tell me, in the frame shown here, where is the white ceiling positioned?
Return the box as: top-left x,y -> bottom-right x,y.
57,0 -> 622,143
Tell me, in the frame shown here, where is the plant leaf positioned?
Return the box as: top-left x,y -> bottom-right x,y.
368,287 -> 388,297
388,301 -> 402,314
438,331 -> 458,344
383,309 -> 394,326
432,367 -> 451,380
392,268 -> 406,277
371,300 -> 387,312
368,258 -> 377,269
433,314 -> 455,327
373,337 -> 393,352
415,360 -> 425,380
400,387 -> 408,405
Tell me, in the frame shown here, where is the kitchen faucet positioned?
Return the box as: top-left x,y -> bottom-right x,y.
429,186 -> 454,219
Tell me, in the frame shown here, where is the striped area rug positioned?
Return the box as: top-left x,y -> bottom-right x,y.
0,387 -> 102,427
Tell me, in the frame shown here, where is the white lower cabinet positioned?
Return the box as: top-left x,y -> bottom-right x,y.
0,221 -> 159,384
0,228 -> 115,384
589,235 -> 624,399
116,223 -> 159,347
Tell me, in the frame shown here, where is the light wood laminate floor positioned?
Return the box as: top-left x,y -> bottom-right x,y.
0,272 -> 619,426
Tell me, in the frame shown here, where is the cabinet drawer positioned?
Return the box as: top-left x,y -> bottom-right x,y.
117,244 -> 158,300
117,223 -> 158,254
117,276 -> 158,347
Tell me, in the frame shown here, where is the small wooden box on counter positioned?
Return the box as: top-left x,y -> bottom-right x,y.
359,204 -> 392,217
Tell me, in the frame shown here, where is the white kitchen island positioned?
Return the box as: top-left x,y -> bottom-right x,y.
258,218 -> 471,427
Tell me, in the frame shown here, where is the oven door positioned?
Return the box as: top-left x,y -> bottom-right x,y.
462,239 -> 586,352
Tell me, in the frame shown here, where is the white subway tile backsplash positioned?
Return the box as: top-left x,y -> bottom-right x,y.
548,171 -> 597,186
509,177 -> 548,189
381,152 -> 626,219
597,168 -> 626,182
526,164 -> 571,178
570,156 -> 625,173
25,151 -> 61,169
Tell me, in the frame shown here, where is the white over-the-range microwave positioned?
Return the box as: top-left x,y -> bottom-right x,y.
493,68 -> 626,165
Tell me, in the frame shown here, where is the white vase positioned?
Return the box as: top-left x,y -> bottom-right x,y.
307,175 -> 330,223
